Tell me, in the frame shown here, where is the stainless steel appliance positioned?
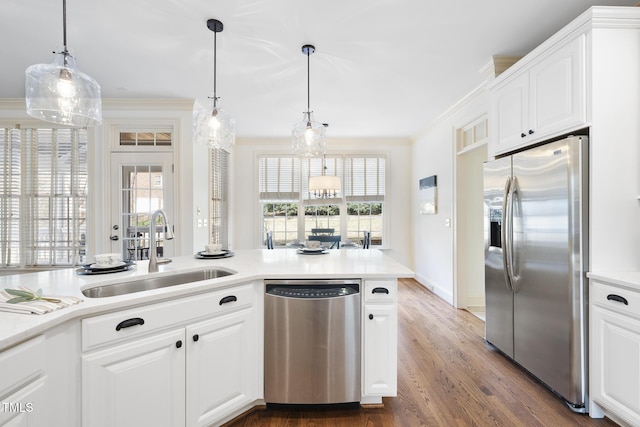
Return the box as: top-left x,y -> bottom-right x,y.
484,136 -> 588,412
264,279 -> 361,404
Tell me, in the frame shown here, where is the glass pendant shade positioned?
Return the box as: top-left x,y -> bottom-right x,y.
25,52 -> 102,127
292,112 -> 326,157
309,174 -> 341,198
207,105 -> 236,150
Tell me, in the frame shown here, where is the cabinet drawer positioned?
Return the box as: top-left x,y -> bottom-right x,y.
82,283 -> 257,352
364,280 -> 397,303
591,280 -> 640,319
0,335 -> 45,397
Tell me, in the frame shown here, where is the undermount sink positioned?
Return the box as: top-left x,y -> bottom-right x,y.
81,268 -> 237,298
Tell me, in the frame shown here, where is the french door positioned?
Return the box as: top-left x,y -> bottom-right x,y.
110,153 -> 174,260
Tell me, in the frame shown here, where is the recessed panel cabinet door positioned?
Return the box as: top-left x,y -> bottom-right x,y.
530,35 -> 586,139
185,307 -> 259,427
363,303 -> 397,396
82,329 -> 186,427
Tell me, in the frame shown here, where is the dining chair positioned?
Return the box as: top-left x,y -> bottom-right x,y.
362,231 -> 371,249
266,231 -> 274,249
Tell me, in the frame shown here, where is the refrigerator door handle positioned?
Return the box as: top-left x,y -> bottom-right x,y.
501,176 -> 513,291
507,176 -> 520,292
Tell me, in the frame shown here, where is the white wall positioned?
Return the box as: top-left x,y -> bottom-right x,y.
231,137 -> 414,269
411,89 -> 490,305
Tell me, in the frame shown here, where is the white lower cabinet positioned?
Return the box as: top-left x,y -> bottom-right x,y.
362,280 -> 398,399
82,282 -> 261,427
82,329 -> 186,427
186,307 -> 258,426
590,279 -> 640,425
0,335 -> 48,427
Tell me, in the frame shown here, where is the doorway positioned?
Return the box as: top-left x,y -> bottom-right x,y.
110,153 -> 174,261
454,118 -> 488,319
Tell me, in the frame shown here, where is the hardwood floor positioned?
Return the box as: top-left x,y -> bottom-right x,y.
226,278 -> 618,427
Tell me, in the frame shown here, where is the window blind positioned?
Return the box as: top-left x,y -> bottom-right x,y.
344,156 -> 385,202
0,126 -> 87,267
258,156 -> 300,201
210,148 -> 229,248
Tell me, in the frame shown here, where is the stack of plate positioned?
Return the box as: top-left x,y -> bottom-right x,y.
296,247 -> 329,255
76,260 -> 135,275
195,250 -> 234,259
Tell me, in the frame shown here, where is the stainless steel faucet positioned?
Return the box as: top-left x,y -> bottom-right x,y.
148,209 -> 174,273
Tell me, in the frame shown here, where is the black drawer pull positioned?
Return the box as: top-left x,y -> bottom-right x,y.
193,334 -> 199,342
607,294 -> 629,305
220,295 -> 237,305
115,317 -> 145,331
369,314 -> 374,320
372,287 -> 389,294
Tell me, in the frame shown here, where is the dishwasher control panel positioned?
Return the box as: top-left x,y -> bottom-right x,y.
266,284 -> 359,298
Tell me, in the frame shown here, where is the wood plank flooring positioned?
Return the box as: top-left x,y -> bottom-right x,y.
225,278 -> 618,427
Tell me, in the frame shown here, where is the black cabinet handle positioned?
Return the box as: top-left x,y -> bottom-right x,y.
369,314 -> 374,320
521,133 -> 526,138
115,317 -> 145,331
176,340 -> 183,349
193,334 -> 199,342
219,295 -> 237,305
372,287 -> 389,294
607,294 -> 629,305
528,129 -> 534,135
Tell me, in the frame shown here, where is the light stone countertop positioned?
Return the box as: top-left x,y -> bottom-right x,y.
0,249 -> 414,352
587,271 -> 640,291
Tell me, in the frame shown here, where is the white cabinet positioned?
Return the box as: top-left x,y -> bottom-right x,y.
362,280 -> 397,400
82,329 -> 186,427
0,336 -> 48,426
82,282 -> 262,427
590,279 -> 640,425
491,35 -> 586,156
186,306 -> 259,426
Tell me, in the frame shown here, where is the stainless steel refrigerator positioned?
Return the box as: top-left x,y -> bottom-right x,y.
483,135 -> 588,412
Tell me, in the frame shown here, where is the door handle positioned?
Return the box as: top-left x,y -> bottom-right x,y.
501,177 -> 513,292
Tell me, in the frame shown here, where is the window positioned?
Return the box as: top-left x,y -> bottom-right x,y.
259,156 -> 300,246
258,154 -> 385,247
344,156 -> 385,245
210,148 -> 229,248
0,126 -> 87,267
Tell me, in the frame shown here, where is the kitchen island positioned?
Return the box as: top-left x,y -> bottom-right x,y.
0,249 -> 413,427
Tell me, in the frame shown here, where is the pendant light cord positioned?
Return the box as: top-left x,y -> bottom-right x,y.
306,49 -> 310,113
213,29 -> 218,108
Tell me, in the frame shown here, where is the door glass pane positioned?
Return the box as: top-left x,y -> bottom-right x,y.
120,165 -> 164,260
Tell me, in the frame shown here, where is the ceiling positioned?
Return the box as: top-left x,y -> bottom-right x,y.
3,0 -> 638,139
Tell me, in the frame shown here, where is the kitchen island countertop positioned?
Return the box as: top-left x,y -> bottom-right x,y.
0,249 -> 414,352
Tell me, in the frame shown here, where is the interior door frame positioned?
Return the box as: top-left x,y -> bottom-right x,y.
109,152 -> 175,258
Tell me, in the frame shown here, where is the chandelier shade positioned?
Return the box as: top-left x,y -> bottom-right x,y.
25,0 -> 101,127
309,175 -> 341,199
292,44 -> 327,157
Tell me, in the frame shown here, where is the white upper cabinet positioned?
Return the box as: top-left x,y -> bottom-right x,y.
490,35 -> 587,156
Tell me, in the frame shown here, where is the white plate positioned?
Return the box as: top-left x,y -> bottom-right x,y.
90,261 -> 126,269
203,250 -> 226,256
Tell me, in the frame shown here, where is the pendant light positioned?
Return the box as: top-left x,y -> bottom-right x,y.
309,155 -> 341,199
200,18 -> 235,151
292,44 -> 327,157
25,0 -> 102,127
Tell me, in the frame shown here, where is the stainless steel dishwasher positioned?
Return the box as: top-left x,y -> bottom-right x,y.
264,279 -> 361,405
